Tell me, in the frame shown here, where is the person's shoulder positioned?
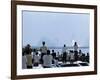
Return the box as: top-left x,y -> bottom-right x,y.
29,54 -> 32,57
26,54 -> 28,56
43,55 -> 46,57
26,54 -> 30,58
43,55 -> 46,59
50,55 -> 53,57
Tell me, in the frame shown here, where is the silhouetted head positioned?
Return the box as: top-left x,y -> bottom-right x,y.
27,44 -> 31,47
74,42 -> 77,45
52,50 -> 54,52
70,50 -> 73,53
79,50 -> 82,53
42,41 -> 45,46
64,44 -> 66,47
87,52 -> 89,56
36,52 -> 38,55
47,50 -> 50,55
33,49 -> 36,52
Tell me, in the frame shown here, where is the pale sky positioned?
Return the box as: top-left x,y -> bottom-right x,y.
22,11 -> 90,47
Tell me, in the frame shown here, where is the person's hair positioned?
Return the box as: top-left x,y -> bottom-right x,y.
47,50 -> 50,55
52,50 -> 54,52
87,52 -> 89,56
64,44 -> 66,47
27,44 -> 31,47
25,44 -> 32,55
33,49 -> 36,52
36,52 -> 38,55
74,42 -> 77,45
42,41 -> 45,45
70,50 -> 73,53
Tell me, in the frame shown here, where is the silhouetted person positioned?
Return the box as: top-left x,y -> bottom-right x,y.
43,50 -> 53,68
24,44 -> 32,55
78,50 -> 82,61
40,41 -> 48,64
66,51 -> 70,61
86,52 -> 89,63
62,52 -> 67,63
62,44 -> 67,53
62,44 -> 67,63
25,44 -> 33,69
54,57 -> 59,67
51,50 -> 56,59
81,53 -> 86,62
32,49 -> 36,63
33,49 -> 36,55
73,42 -> 78,61
73,42 -> 78,52
57,52 -> 60,61
33,52 -> 40,67
51,50 -> 56,64
70,50 -> 74,64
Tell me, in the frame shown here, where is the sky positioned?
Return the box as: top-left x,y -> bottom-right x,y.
22,10 -> 90,47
